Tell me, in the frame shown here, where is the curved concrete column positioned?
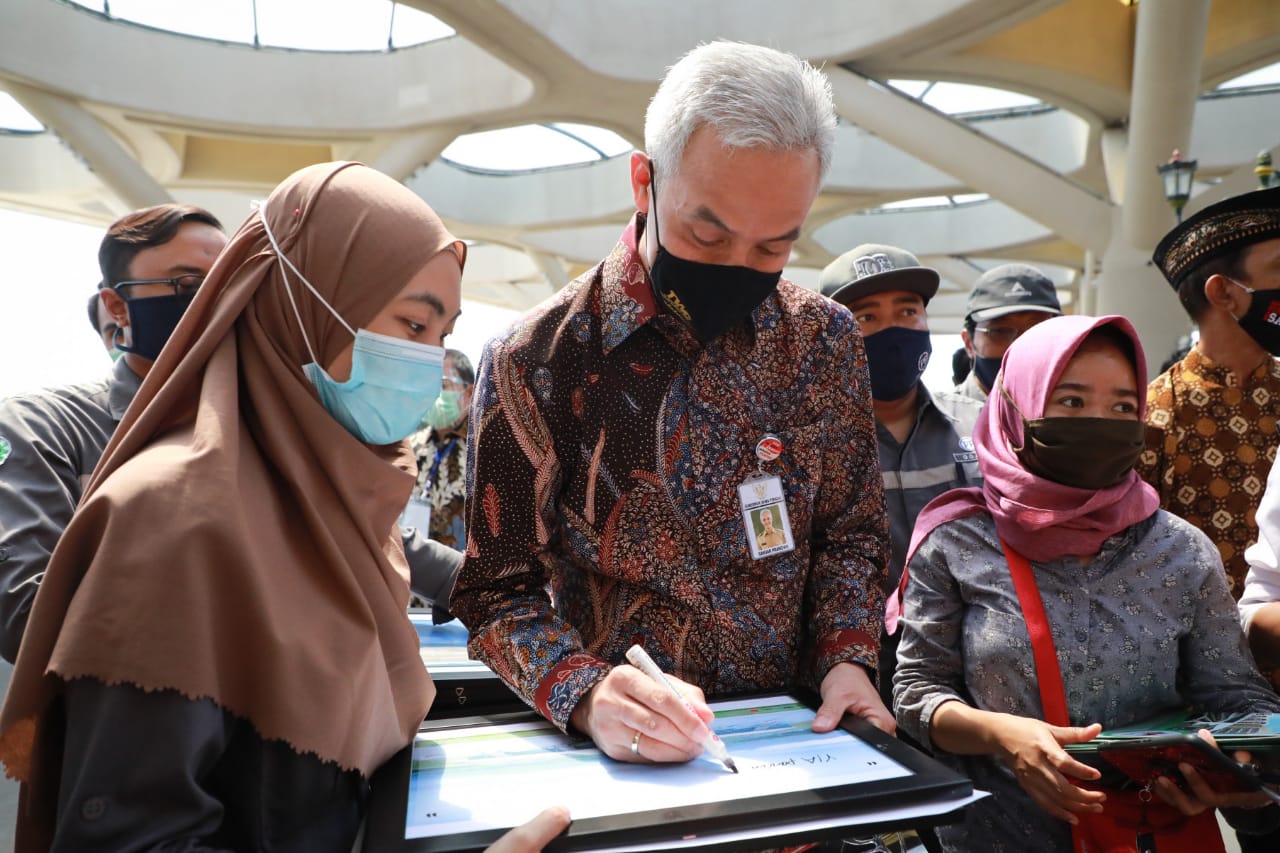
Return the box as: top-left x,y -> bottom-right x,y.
362,126 -> 466,182
827,67 -> 1113,255
4,81 -> 170,213
1096,0 -> 1209,373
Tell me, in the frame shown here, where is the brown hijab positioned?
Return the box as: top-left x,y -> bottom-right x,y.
0,163 -> 460,791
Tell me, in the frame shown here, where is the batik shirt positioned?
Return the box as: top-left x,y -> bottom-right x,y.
450,216 -> 890,731
408,425 -> 467,552
1137,347 -> 1280,596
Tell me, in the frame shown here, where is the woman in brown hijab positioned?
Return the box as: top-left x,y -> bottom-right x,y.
0,162 -> 567,852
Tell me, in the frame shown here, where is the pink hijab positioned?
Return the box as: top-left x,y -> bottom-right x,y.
885,314 -> 1160,632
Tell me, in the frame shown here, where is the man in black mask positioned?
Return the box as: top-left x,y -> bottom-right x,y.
453,41 -> 894,763
955,264 -> 1062,401
1140,183 -> 1280,853
820,243 -> 983,710
0,204 -> 225,661
1140,186 -> 1280,597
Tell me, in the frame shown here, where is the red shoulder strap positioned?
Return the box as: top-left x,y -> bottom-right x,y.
1000,539 -> 1070,727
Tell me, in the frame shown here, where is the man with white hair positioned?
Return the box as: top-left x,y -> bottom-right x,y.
453,42 -> 892,764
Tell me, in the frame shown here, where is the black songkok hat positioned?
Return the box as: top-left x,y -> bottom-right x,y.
1152,186 -> 1280,288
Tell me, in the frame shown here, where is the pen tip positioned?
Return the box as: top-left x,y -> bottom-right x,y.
726,758 -> 739,774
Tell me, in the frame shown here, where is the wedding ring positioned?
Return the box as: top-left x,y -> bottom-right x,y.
631,730 -> 641,756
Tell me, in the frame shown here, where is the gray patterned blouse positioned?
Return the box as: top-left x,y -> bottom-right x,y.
893,510 -> 1280,852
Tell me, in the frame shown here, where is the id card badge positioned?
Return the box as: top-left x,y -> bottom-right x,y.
738,473 -> 795,560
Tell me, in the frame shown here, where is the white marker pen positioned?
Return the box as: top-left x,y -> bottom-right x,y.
625,644 -> 739,773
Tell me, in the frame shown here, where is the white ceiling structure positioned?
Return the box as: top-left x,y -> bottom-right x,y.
2,0 -> 1279,350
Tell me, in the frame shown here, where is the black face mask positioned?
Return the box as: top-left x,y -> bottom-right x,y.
1232,283 -> 1280,356
1016,416 -> 1147,490
972,353 -> 1002,391
646,171 -> 782,344
116,291 -> 196,361
863,326 -> 932,401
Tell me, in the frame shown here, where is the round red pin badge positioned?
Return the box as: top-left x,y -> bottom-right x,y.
755,435 -> 783,463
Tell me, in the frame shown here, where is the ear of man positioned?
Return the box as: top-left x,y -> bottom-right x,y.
1202,274 -> 1251,319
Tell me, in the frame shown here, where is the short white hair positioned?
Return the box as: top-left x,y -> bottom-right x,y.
644,41 -> 836,180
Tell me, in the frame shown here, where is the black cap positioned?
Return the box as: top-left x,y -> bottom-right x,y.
818,244 -> 940,306
964,264 -> 1062,324
1153,186 -> 1280,288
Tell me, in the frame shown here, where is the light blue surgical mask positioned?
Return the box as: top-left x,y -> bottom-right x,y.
260,205 -> 445,445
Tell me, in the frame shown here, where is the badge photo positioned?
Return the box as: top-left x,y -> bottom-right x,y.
738,474 -> 795,560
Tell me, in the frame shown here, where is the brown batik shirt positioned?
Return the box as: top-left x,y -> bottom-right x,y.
450,216 -> 890,731
1137,346 -> 1280,595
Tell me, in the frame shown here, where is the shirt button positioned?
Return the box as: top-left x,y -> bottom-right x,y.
80,797 -> 106,821
1075,631 -> 1088,644
1071,663 -> 1085,674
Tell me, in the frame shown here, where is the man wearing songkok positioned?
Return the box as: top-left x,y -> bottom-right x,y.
451,41 -> 893,766
819,243 -> 982,710
954,264 -> 1062,402
1138,185 -> 1280,599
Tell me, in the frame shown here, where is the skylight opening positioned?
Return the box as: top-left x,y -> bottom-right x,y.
0,93 -> 45,133
888,79 -> 1041,115
442,124 -> 633,173
65,0 -> 454,51
881,195 -> 952,210
876,194 -> 990,213
1217,61 -> 1280,90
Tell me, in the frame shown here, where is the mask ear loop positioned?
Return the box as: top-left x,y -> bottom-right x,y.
255,202 -> 356,370
644,161 -> 665,272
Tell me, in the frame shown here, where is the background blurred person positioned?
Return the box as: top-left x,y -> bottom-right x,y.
954,264 -> 1062,402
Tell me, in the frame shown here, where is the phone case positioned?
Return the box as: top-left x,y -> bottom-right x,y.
1097,734 -> 1262,794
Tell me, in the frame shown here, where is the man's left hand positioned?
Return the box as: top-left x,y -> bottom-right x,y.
813,661 -> 895,734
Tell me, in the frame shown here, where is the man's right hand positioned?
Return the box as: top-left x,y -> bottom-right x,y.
569,665 -> 715,763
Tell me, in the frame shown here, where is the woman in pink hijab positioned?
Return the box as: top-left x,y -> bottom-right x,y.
892,314 -> 1279,853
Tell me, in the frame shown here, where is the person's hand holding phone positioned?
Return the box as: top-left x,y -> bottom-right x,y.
1152,730 -> 1279,815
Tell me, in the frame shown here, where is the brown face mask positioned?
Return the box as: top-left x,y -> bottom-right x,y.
1016,416 -> 1147,490
998,381 -> 1147,490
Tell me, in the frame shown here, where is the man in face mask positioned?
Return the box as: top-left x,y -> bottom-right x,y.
453,42 -> 895,764
407,349 -> 475,554
955,264 -> 1063,401
1139,186 -> 1280,603
820,243 -> 983,712
1141,184 -> 1280,853
0,204 -> 226,662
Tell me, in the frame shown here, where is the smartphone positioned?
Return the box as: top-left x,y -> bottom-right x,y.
1097,734 -> 1263,794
